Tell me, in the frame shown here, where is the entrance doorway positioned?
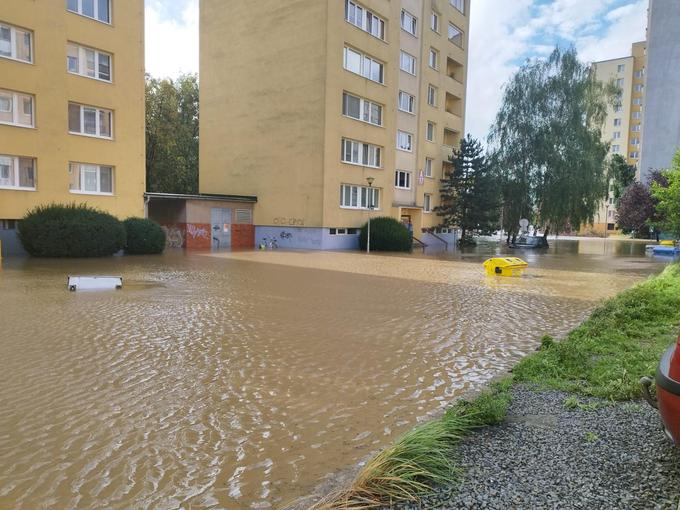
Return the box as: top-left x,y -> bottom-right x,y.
401,215 -> 413,235
211,208 -> 232,249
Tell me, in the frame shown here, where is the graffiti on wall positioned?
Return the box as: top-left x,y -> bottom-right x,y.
162,226 -> 184,248
187,224 -> 209,239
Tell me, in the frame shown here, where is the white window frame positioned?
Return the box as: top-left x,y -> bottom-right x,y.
617,64 -> 625,73
632,124 -> 641,132
615,78 -> 624,88
632,111 -> 641,119
400,51 -> 417,75
448,23 -> 463,47
612,131 -> 621,139
0,154 -> 36,191
401,9 -> 417,36
631,138 -> 640,146
431,12 -> 440,33
341,138 -> 382,168
68,102 -> 113,139
614,105 -> 622,113
67,0 -> 112,24
426,122 -> 436,142
67,42 -> 112,82
395,170 -> 411,189
429,48 -> 439,69
343,46 -> 384,84
424,158 -> 433,178
611,145 -> 620,153
613,118 -> 621,126
69,162 -> 114,195
634,84 -> 644,92
450,0 -> 465,14
340,184 -> 380,210
398,90 -> 415,114
424,194 -> 432,213
0,89 -> 35,128
342,92 -> 383,127
634,69 -> 644,78
0,22 -> 33,63
633,97 -> 642,105
397,130 -> 413,152
629,151 -> 639,159
427,85 -> 437,106
344,0 -> 385,41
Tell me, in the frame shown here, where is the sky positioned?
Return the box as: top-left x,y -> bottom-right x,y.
144,0 -> 648,140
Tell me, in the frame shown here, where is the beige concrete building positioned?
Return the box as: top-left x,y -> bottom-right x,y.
588,41 -> 646,235
200,0 -> 469,249
0,0 -> 145,255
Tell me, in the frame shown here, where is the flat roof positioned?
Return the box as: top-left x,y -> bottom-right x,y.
145,192 -> 257,203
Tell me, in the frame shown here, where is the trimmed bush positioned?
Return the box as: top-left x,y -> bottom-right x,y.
123,217 -> 166,254
19,203 -> 126,257
359,216 -> 412,252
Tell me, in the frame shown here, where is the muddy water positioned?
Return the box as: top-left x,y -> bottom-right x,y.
0,241 -> 669,509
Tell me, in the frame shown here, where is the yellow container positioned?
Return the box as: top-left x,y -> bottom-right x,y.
483,257 -> 528,277
660,240 -> 676,247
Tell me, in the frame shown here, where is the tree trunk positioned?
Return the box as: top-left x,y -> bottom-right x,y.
543,227 -> 550,248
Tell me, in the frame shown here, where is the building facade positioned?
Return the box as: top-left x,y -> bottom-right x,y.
200,0 -> 469,249
588,41 -> 646,235
0,0 -> 145,255
639,0 -> 680,180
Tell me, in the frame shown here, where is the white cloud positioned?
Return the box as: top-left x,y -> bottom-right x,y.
145,0 -> 199,78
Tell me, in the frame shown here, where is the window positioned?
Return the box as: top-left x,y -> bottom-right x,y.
632,111 -> 641,119
427,85 -> 437,106
67,0 -> 111,24
617,64 -> 625,73
429,48 -> 439,69
633,97 -> 642,105
614,104 -> 622,113
395,170 -> 411,189
329,228 -> 359,236
431,12 -> 440,33
341,138 -> 382,168
344,47 -> 384,84
630,151 -> 639,159
0,155 -> 36,190
0,89 -> 34,127
398,91 -> 415,114
426,121 -> 435,142
400,51 -> 416,75
450,0 -> 465,14
424,194 -> 432,213
401,10 -> 417,36
68,102 -> 113,139
342,92 -> 382,126
67,43 -> 112,81
634,69 -> 644,78
612,131 -> 621,139
613,118 -> 621,126
448,23 -> 463,47
340,184 -> 380,210
0,220 -> 18,230
397,130 -> 413,152
611,145 -> 620,153
69,162 -> 113,194
424,158 -> 433,177
616,78 -> 624,88
632,124 -> 641,132
0,22 -> 32,63
631,138 -> 640,146
635,84 -> 644,92
345,1 -> 385,40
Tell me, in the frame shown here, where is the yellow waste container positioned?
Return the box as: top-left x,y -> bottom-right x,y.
483,257 -> 528,277
660,240 -> 676,247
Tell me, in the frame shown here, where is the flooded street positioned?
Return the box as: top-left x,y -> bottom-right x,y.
0,240 -> 671,509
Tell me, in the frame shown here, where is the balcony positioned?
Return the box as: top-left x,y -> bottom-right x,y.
447,57 -> 464,83
445,92 -> 463,117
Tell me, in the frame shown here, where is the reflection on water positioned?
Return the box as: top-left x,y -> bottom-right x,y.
0,240 -> 669,509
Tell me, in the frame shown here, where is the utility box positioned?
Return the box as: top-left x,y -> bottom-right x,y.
483,257 -> 528,277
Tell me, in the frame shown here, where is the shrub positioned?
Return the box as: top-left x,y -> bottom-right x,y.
123,217 -> 166,254
19,203 -> 125,257
359,216 -> 412,252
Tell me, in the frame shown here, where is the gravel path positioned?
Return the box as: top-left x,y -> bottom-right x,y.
400,386 -> 680,510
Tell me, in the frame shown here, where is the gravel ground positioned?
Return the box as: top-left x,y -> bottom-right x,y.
399,386 -> 680,510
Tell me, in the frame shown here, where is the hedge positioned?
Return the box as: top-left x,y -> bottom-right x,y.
359,216 -> 412,252
123,217 -> 166,254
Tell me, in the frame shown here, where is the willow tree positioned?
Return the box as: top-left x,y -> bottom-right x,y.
488,47 -> 615,242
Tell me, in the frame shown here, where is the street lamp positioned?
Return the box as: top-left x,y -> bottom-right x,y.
366,177 -> 375,254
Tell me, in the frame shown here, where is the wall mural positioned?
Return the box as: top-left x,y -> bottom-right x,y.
162,225 -> 184,248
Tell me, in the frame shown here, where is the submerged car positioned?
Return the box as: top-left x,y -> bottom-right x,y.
642,334 -> 680,444
510,235 -> 549,249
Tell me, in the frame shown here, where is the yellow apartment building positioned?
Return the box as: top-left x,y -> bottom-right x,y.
587,41 -> 646,235
0,0 -> 145,255
200,0 -> 469,249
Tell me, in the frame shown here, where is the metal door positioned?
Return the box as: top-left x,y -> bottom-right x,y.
211,208 -> 232,249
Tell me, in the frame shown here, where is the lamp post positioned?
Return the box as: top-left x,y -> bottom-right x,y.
366,177 -> 374,254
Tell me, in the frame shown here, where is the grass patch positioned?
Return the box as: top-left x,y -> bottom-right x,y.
512,264 -> 680,400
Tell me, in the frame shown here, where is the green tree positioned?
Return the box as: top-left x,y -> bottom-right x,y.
489,47 -> 615,242
435,134 -> 499,245
146,74 -> 199,194
608,154 -> 637,206
651,150 -> 680,239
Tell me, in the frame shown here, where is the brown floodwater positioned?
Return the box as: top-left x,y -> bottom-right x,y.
0,240 -> 672,509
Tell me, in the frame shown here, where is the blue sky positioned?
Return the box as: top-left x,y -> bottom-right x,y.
145,0 -> 648,139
